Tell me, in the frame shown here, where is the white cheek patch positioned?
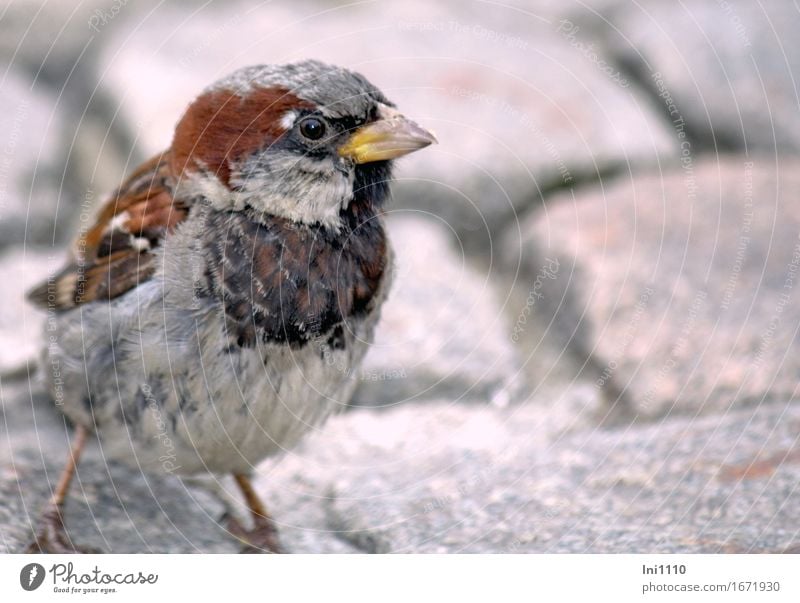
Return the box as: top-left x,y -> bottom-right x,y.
230,152 -> 354,230
279,111 -> 297,131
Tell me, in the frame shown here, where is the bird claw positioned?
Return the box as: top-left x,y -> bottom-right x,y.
223,512 -> 285,554
27,506 -> 100,554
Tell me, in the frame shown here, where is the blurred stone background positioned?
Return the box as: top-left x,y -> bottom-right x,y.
1,0 -> 799,553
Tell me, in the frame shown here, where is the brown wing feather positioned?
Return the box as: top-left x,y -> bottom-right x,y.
27,152 -> 187,311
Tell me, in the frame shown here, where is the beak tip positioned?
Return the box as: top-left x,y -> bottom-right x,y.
339,114 -> 438,163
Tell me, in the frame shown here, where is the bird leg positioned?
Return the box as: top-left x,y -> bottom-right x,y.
226,473 -> 284,553
27,425 -> 98,553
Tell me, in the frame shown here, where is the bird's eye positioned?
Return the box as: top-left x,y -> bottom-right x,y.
299,117 -> 326,141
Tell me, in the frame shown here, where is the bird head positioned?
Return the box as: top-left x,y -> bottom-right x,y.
170,60 -> 436,229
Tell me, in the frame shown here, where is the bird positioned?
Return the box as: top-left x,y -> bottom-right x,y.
25,59 -> 436,553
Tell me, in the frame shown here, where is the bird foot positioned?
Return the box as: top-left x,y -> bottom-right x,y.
223,512 -> 285,554
27,506 -> 99,554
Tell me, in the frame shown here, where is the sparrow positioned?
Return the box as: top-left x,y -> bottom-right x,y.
25,59 -> 436,553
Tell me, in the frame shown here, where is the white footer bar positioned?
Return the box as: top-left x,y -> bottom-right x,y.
2,554 -> 797,602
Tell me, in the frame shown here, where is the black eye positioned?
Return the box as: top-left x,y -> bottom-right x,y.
299,117 -> 326,141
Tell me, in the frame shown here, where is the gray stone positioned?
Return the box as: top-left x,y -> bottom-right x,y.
579,0 -> 800,152
95,0 -> 676,248
4,375 -> 798,553
0,1 -> 146,243
504,156 -> 800,420
0,70 -> 67,248
352,215 -> 522,407
301,398 -> 800,553
0,248 -> 54,375
0,1 -> 125,89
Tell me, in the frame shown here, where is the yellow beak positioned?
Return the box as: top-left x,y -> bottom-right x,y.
338,104 -> 437,164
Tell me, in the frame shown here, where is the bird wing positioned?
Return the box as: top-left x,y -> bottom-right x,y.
27,152 -> 189,310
